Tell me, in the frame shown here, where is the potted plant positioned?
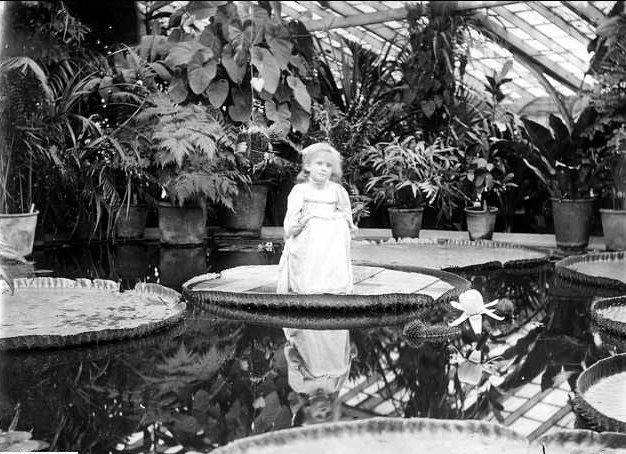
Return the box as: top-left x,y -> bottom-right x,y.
599,125 -> 626,250
136,92 -> 241,245
0,57 -> 44,255
363,135 -> 462,238
520,108 -> 601,251
460,122 -> 518,240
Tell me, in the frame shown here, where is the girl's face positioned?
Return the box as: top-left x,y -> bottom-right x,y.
306,151 -> 334,184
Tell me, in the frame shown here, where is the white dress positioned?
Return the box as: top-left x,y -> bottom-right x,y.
277,181 -> 354,295
283,328 -> 352,395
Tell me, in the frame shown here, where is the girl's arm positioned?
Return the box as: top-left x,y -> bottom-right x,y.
337,184 -> 358,233
283,185 -> 307,238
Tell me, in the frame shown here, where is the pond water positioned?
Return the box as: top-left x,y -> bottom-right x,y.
0,241 -> 622,453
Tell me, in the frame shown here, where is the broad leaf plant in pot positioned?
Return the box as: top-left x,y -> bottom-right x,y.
363,135 -> 462,239
458,60 -> 517,240
460,121 -> 518,241
520,108 -> 601,252
0,57 -> 44,256
136,92 -> 241,245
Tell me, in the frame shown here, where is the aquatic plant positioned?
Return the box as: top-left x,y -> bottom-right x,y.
448,289 -> 503,335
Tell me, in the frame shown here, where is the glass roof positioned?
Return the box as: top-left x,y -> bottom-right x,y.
280,0 -> 616,119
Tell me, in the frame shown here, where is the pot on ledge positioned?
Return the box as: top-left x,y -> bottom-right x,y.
465,206 -> 498,241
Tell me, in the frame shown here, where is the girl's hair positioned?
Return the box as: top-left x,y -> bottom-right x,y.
296,142 -> 343,183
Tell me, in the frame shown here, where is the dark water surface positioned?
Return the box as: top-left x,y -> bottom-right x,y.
0,241 -> 621,453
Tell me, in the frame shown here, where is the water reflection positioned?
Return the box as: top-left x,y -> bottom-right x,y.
3,246 -> 625,451
158,246 -> 208,288
284,329 -> 353,425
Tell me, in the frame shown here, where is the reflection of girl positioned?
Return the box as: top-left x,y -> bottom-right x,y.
277,143 -> 357,294
283,328 -> 355,424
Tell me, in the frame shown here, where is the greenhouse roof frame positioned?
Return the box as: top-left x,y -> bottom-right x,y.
280,1 -> 618,120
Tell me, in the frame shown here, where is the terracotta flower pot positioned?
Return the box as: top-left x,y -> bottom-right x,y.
465,206 -> 498,241
387,207 -> 424,239
600,208 -> 626,251
115,205 -> 148,239
157,203 -> 207,245
221,184 -> 269,232
551,197 -> 595,251
0,211 -> 39,256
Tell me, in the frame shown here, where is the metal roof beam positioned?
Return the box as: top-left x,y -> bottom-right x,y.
562,1 -> 607,27
302,1 -> 399,42
491,5 -> 588,68
284,2 -> 401,54
299,1 -> 522,31
473,12 -> 587,92
527,1 -> 590,46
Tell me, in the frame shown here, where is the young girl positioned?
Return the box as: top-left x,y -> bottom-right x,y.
276,143 -> 357,294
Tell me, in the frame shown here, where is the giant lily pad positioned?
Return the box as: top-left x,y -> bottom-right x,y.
571,353 -> 626,433
352,239 -> 549,272
0,278 -> 185,350
556,252 -> 626,292
211,417 -> 626,454
182,265 -> 468,313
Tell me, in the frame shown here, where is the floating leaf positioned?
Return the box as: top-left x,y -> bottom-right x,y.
206,79 -> 229,107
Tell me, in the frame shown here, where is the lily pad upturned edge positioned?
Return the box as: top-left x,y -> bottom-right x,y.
591,296 -> 626,338
211,417 -> 528,454
571,353 -> 626,433
182,265 -> 469,313
555,252 -> 626,291
0,278 -> 185,351
353,237 -> 552,273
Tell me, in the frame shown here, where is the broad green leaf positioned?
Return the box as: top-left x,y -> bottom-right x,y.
199,26 -> 223,55
206,79 -> 229,107
286,75 -> 311,113
188,55 -> 217,94
164,40 -> 206,67
148,61 -> 172,81
267,37 -> 293,70
186,2 -> 218,20
228,87 -> 252,122
222,45 -> 246,84
289,54 -> 308,74
265,100 -> 291,122
259,51 -> 280,94
168,76 -> 189,103
290,102 -> 310,133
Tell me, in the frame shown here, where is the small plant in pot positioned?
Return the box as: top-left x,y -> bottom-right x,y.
137,92 -> 241,245
520,108 -> 602,251
461,124 -> 517,241
598,125 -> 626,250
363,135 -> 462,239
220,124 -> 295,232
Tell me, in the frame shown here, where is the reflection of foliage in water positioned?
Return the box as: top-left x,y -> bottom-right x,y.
347,264 -> 595,423
0,316 -> 299,453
